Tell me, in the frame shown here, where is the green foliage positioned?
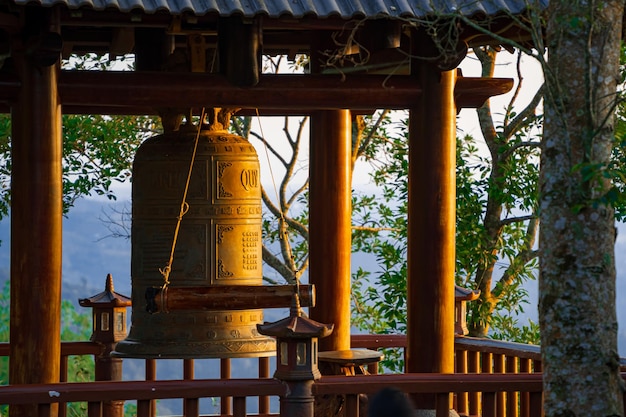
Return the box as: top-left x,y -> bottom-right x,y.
0,281 -> 95,415
0,113 -> 159,218
564,43 -> 626,220
0,53 -> 160,220
350,107 -> 542,372
490,314 -> 540,344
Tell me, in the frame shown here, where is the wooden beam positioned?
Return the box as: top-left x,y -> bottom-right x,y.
0,71 -> 512,113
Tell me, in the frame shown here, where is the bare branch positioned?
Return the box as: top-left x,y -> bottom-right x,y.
261,187 -> 283,219
501,140 -> 542,161
286,178 -> 309,208
499,214 -> 536,227
503,51 -> 525,123
493,249 -> 539,299
284,217 -> 309,240
352,110 -> 391,170
279,117 -> 308,212
503,84 -> 544,139
261,187 -> 309,239
97,204 -> 131,241
250,130 -> 289,167
474,47 -> 499,155
352,225 -> 401,233
493,217 -> 539,299
262,245 -> 296,284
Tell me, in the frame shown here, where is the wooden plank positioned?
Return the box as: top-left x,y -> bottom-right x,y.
519,358 -> 532,417
483,392 -> 496,417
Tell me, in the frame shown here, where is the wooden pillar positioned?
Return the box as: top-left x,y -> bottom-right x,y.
9,8 -> 63,417
406,61 -> 457,405
309,110 -> 352,352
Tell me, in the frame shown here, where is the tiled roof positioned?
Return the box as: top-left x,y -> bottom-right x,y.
12,0 -> 546,18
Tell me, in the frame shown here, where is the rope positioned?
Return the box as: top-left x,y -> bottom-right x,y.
254,109 -> 298,283
159,108 -> 207,294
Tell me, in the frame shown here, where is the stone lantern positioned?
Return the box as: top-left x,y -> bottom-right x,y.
79,273 -> 131,417
258,286 -> 333,417
79,273 -> 131,343
454,286 -> 479,336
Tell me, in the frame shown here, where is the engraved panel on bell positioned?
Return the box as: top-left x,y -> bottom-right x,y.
134,161 -> 208,203
133,222 -> 208,283
215,159 -> 261,201
215,222 -> 262,282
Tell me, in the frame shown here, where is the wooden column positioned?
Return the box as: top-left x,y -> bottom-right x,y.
406,61 -> 457,406
309,110 -> 352,352
9,9 -> 63,417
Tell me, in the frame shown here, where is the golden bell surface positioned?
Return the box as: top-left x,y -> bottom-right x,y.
113,126 -> 275,358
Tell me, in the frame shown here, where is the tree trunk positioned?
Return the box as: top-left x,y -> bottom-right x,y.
540,0 -> 625,415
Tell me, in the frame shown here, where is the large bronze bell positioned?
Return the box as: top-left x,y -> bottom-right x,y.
113,121 -> 275,358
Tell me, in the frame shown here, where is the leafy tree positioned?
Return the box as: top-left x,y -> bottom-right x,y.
0,53 -> 160,220
349,48 -> 543,354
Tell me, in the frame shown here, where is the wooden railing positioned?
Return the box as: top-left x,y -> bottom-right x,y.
352,334 -> 543,417
4,334 -> 618,417
0,342 -> 274,417
0,378 -> 286,417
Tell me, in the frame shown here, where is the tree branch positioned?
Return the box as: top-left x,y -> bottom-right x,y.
250,130 -> 288,167
262,245 -> 297,284
499,214 -> 537,227
492,217 -> 539,299
501,140 -> 542,161
352,225 -> 401,233
503,84 -> 544,139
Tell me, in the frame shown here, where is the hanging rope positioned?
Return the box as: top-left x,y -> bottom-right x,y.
254,109 -> 298,283
159,108 -> 207,296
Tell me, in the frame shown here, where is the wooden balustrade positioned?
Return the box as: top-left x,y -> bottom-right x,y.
0,378 -> 286,417
314,373 -> 545,417
1,336 -> 625,416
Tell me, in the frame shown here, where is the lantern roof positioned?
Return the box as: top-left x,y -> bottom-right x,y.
78,274 -> 132,308
11,0 -> 547,19
455,285 -> 480,302
257,292 -> 333,339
